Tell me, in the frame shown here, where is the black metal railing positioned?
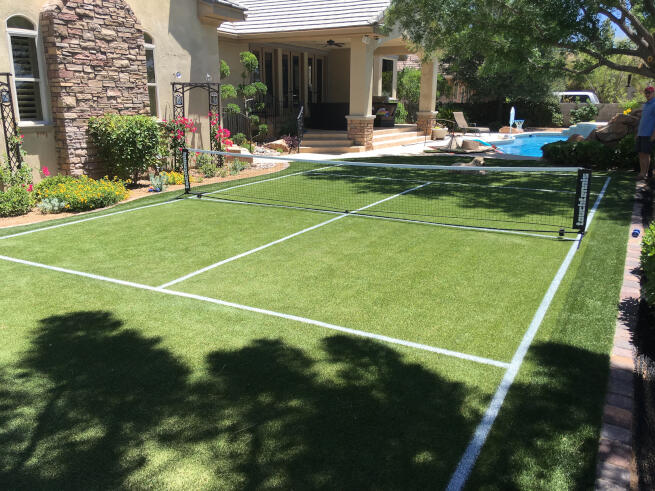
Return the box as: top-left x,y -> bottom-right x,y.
221,95 -> 303,143
296,105 -> 304,152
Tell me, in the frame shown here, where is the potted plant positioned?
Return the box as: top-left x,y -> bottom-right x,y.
432,123 -> 448,140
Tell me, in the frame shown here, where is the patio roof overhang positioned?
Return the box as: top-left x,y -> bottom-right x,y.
198,0 -> 248,26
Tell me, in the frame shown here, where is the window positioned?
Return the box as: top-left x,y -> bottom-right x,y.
6,15 -> 46,122
144,33 -> 158,117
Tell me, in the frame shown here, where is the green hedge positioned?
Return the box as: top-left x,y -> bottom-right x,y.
643,223 -> 655,306
88,114 -> 164,181
541,135 -> 637,170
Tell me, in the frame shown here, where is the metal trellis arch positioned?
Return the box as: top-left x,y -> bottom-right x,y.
171,82 -> 222,167
0,73 -> 23,171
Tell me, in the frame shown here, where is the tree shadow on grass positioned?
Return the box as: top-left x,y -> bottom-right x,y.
466,342 -> 610,490
0,311 -> 487,489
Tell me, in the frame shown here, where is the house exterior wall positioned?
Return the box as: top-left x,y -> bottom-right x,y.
326,50 -> 349,103
1,0 -> 224,179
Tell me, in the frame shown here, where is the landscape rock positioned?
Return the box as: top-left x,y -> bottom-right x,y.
586,110 -> 640,144
567,134 -> 585,142
499,126 -> 524,134
264,139 -> 290,153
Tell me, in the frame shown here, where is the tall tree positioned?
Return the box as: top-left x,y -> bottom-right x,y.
385,0 -> 653,79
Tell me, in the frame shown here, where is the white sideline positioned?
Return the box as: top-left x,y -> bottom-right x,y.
158,181 -> 432,289
0,199 -> 183,240
0,254 -> 510,369
445,176 -> 611,491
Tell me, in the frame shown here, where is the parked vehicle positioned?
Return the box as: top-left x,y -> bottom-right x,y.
553,91 -> 600,104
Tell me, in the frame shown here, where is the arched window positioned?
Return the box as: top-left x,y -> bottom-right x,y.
6,15 -> 46,122
144,33 -> 158,117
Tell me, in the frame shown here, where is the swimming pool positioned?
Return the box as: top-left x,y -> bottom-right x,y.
495,133 -> 567,158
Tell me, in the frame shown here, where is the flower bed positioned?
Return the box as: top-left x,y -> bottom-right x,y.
34,175 -> 129,213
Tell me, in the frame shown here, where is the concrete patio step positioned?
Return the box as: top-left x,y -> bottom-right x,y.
299,145 -> 366,154
372,133 -> 427,149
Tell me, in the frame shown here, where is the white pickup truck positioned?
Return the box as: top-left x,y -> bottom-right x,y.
553,91 -> 600,104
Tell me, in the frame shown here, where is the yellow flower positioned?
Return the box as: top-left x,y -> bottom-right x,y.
623,108 -> 632,115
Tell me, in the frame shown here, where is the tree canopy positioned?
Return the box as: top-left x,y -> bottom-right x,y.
385,0 -> 654,80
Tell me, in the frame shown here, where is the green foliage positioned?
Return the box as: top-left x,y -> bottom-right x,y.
225,103 -> 241,115
149,172 -> 167,192
643,223 -> 655,306
221,85 -> 238,100
397,68 -> 421,103
569,103 -> 599,124
0,159 -> 33,189
88,114 -> 163,181
239,51 -> 259,73
0,186 -> 33,217
542,136 -> 637,170
220,59 -> 230,80
623,99 -> 641,112
385,0 -> 655,83
395,102 -> 408,124
34,175 -> 128,212
229,159 -> 249,175
164,171 -> 185,185
232,133 -> 247,147
197,153 -> 218,178
37,197 -> 67,214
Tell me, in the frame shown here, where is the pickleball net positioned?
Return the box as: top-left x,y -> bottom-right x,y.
182,149 -> 592,238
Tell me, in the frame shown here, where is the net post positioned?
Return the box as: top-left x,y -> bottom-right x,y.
182,148 -> 190,194
572,168 -> 592,234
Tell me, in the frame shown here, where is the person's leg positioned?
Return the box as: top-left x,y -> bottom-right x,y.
639,152 -> 651,179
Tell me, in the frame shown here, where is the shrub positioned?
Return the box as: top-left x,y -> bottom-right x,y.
395,102 -> 408,124
0,186 -> 33,217
88,114 -> 164,181
34,175 -> 128,212
232,132 -> 247,147
37,197 -> 67,214
165,171 -> 185,185
542,137 -> 636,169
0,158 -> 33,189
614,134 -> 638,170
282,135 -> 300,152
570,102 -> 599,124
229,159 -> 249,175
199,159 -> 218,178
643,222 -> 655,306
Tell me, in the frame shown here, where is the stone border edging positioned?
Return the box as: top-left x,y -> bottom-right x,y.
594,181 -> 647,490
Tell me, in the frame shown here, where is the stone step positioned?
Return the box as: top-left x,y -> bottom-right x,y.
372,134 -> 427,150
299,145 -> 366,154
373,130 -> 423,143
301,138 -> 355,147
302,131 -> 350,140
372,125 -> 420,135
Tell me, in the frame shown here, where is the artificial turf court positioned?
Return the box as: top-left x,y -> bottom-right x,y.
0,157 -> 636,489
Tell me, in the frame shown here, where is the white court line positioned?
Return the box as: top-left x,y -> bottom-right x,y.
445,176 -> 611,491
0,254 -> 509,369
158,181 -> 432,289
0,199 -> 183,240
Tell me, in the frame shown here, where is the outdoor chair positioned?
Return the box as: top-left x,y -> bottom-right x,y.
453,112 -> 490,135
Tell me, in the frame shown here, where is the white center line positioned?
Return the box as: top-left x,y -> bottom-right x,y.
158,182 -> 431,289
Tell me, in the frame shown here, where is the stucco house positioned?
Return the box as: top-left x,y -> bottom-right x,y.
0,0 -> 439,179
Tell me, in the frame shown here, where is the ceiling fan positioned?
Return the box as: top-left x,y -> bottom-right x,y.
323,39 -> 344,48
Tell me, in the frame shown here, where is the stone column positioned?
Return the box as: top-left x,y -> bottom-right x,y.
391,59 -> 398,99
347,36 -> 376,149
416,57 -> 438,135
40,0 -> 149,176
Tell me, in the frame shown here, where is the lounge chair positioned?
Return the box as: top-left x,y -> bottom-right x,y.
453,112 -> 490,135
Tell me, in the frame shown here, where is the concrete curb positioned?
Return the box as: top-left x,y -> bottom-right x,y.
594,181 -> 647,490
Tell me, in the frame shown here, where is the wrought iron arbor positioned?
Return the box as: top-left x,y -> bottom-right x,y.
0,73 -> 23,170
171,82 -> 222,167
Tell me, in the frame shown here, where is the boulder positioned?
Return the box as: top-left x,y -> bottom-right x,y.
567,134 -> 585,142
586,110 -> 640,144
264,139 -> 289,153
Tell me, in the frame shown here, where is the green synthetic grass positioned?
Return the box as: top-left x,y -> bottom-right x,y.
0,261 -> 501,489
0,156 -> 637,489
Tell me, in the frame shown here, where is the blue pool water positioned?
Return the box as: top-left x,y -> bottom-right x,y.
495,133 -> 567,157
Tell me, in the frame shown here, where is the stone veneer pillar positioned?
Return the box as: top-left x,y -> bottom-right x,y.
416,111 -> 438,136
346,115 -> 376,150
40,0 -> 149,176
